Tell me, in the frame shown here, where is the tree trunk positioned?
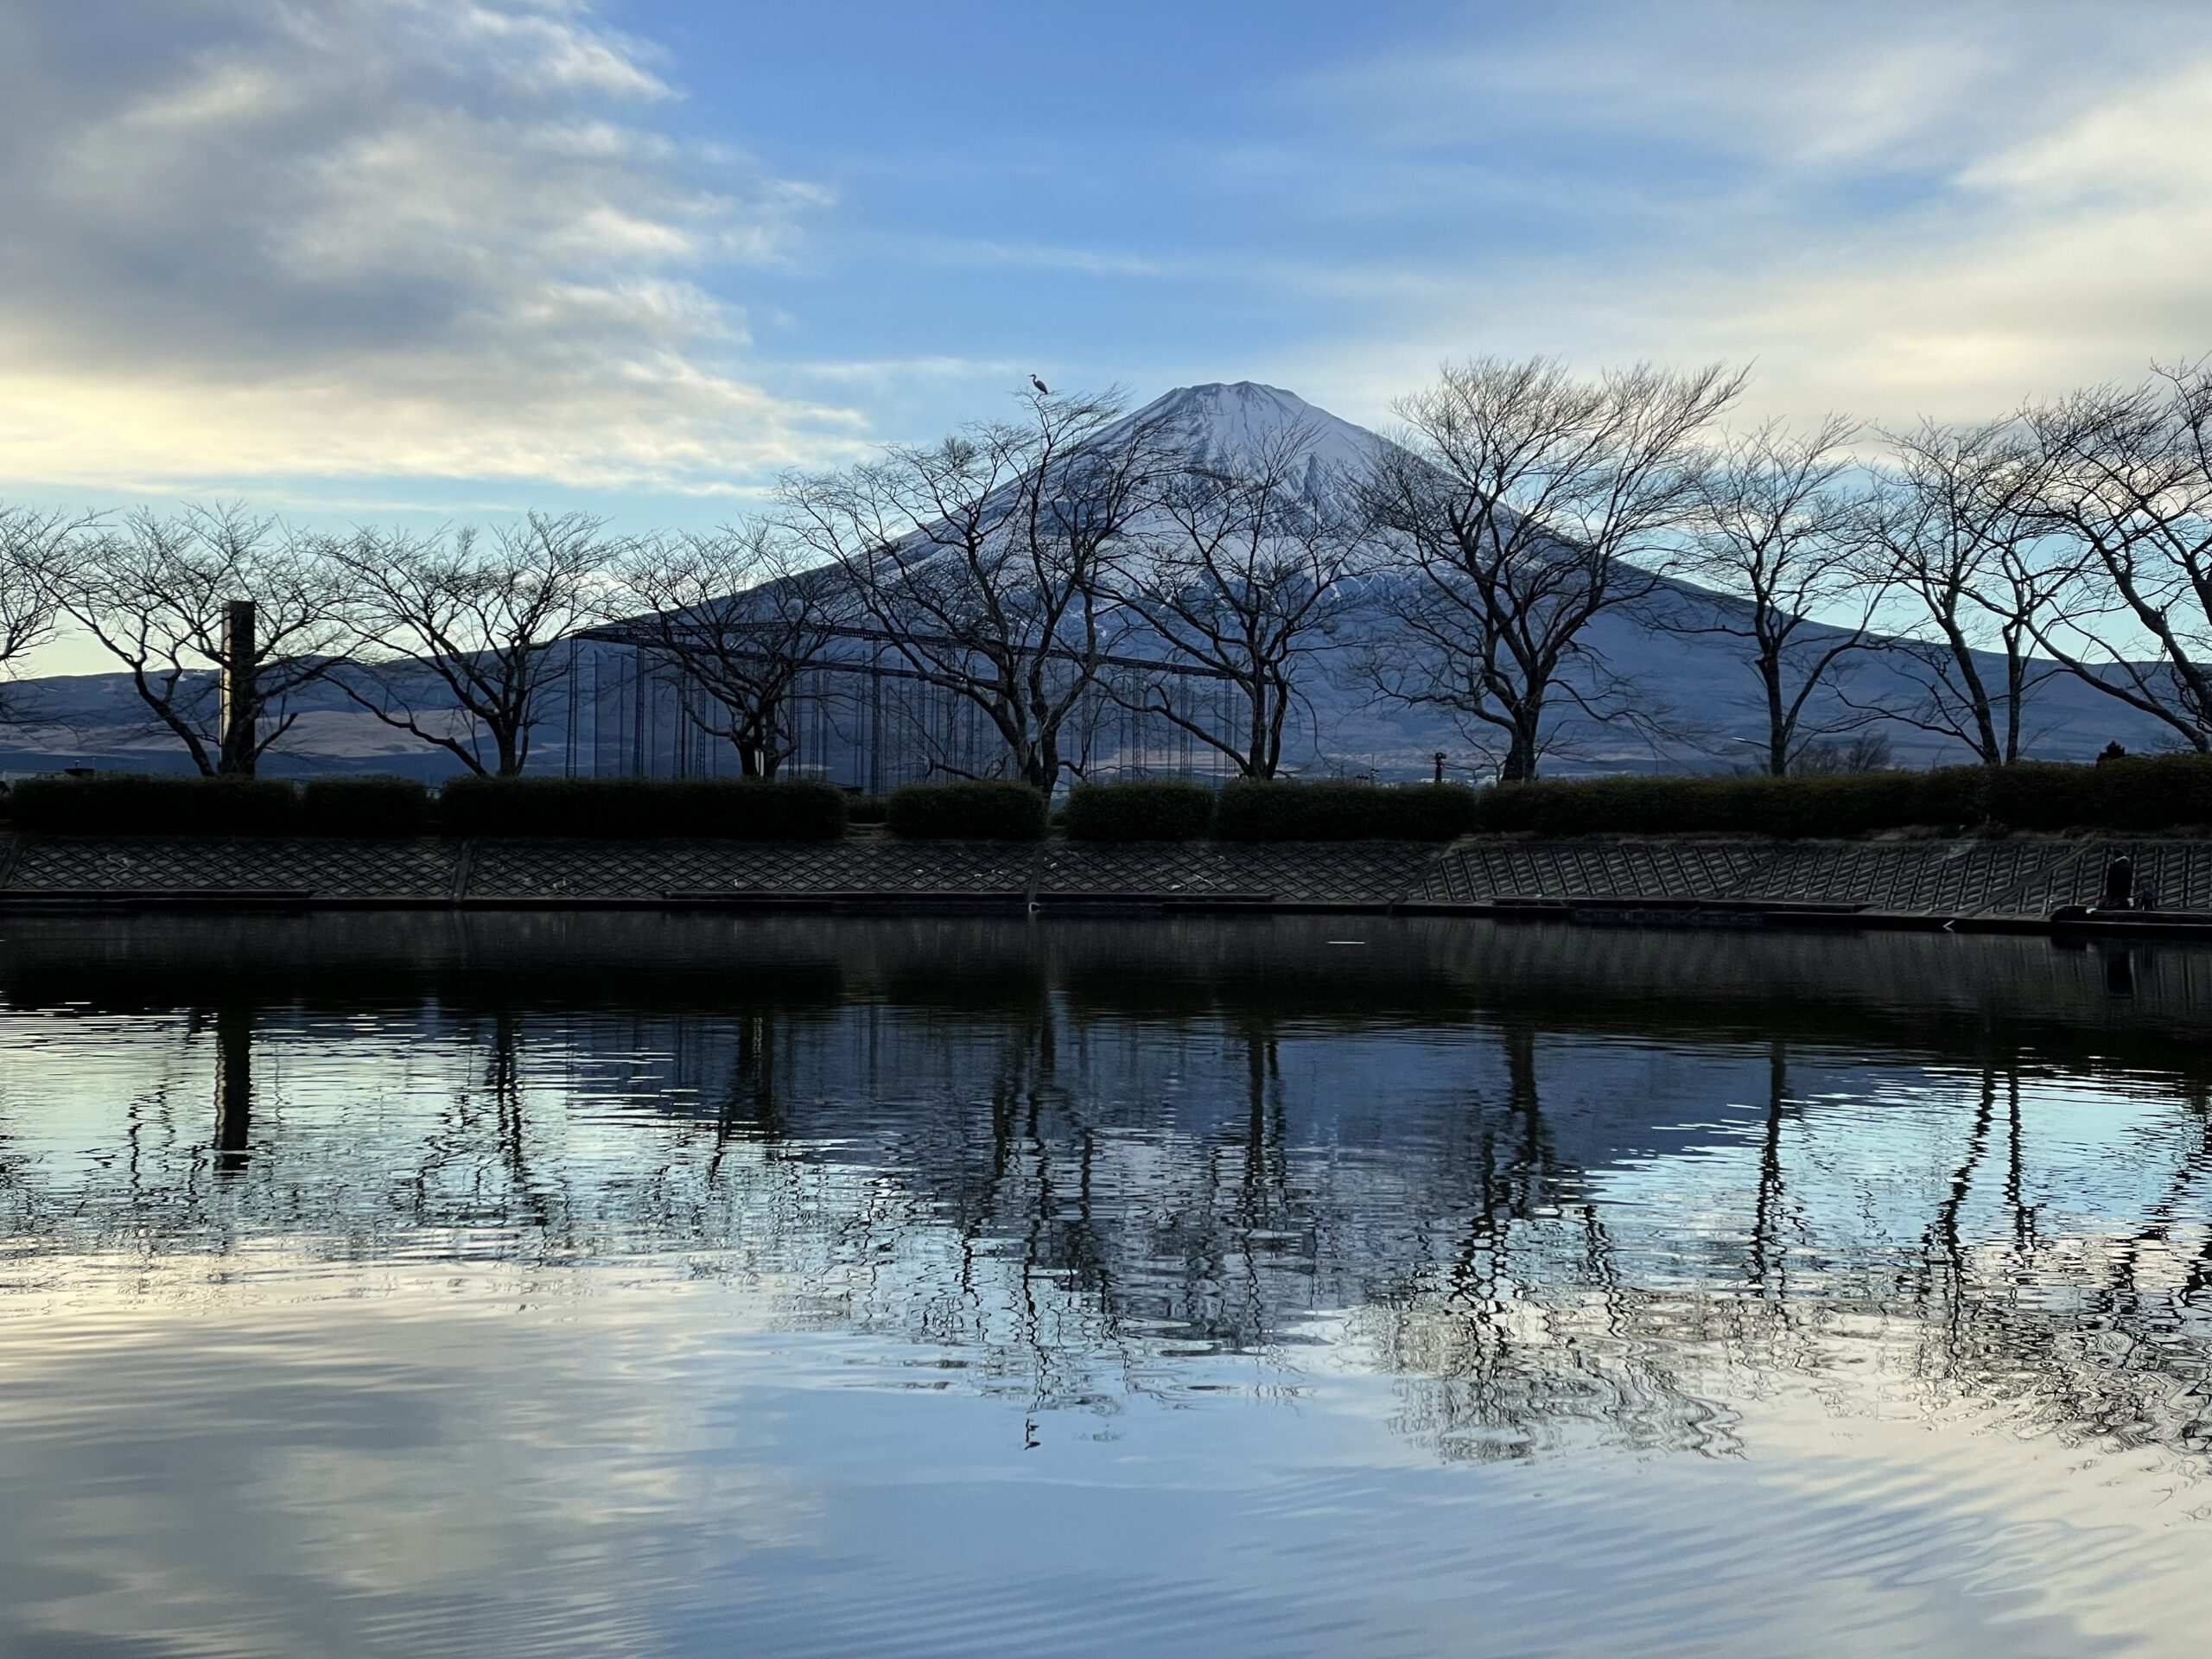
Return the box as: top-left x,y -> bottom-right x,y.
1502,709 -> 1542,783
1764,659 -> 1789,776
2003,641 -> 2024,766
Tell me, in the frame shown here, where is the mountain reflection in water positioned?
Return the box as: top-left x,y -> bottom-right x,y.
2,915 -> 2210,1657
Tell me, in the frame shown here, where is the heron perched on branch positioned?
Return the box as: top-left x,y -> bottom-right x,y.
1030,373 -> 1050,395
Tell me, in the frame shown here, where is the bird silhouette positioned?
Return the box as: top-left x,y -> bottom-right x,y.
1030,374 -> 1050,395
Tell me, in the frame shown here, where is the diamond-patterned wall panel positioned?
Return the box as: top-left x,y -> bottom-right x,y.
1417,844 -> 1500,903
1746,844 -> 1911,906
1908,842 -> 2079,913
2120,843 -> 2212,912
1745,841 -> 2077,914
461,839 -> 1037,900
1992,841 -> 2212,916
1034,843 -> 1246,899
1420,841 -> 1777,904
3,837 -> 459,898
1214,842 -> 1442,905
1014,842 -> 1442,905
1414,837 -> 2091,914
17,832 -> 2212,917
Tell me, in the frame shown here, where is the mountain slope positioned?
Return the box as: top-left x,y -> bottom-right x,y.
0,381 -> 2179,779
1135,380 -> 1388,484
1104,384 -> 2165,775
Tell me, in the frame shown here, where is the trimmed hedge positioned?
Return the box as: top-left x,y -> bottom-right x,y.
13,753 -> 2210,843
1215,779 -> 1480,842
1470,754 -> 2212,837
886,780 -> 1049,841
301,775 -> 435,839
438,776 -> 847,840
1061,779 -> 1217,842
9,774 -> 303,836
1472,770 -> 1987,838
1980,754 -> 2212,831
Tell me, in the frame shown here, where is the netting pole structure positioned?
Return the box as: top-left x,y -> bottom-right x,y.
563,621 -> 1243,791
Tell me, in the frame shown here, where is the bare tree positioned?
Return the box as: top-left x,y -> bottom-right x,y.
328,512 -> 615,776
1789,730 -> 1894,776
1859,419 -> 2062,766
604,523 -> 851,778
0,506 -> 82,724
1114,417 -> 1366,778
1673,416 -> 1882,776
55,505 -> 350,773
1358,357 -> 1745,782
786,388 -> 1172,789
2019,363 -> 2212,751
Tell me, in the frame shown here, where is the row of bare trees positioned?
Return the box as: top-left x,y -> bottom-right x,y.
0,507 -> 808,778
782,386 -> 1372,785
1370,354 -> 2212,779
0,507 -> 85,726
7,359 -> 2212,783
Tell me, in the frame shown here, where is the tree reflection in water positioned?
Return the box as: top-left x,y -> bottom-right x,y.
3,912 -> 2212,1471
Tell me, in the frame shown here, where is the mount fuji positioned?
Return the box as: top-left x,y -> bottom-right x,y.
1075,381 -> 2167,779
0,381 -> 2173,782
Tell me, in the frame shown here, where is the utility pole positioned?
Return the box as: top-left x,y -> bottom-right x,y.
219,599 -> 256,774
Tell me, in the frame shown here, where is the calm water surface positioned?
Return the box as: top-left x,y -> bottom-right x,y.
3,915 -> 2211,1657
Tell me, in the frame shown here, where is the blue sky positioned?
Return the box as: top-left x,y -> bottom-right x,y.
3,0 -> 2209,550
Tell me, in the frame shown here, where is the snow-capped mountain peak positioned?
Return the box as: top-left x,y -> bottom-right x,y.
1122,381 -> 1385,484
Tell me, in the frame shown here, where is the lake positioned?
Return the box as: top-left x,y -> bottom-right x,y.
2,914 -> 2209,1657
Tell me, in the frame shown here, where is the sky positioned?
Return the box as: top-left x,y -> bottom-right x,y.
4,0 -> 2211,663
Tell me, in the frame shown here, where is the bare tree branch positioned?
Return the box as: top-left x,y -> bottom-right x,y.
54,505 -> 349,773
785,387 -> 1175,789
0,506 -> 86,728
2019,361 -> 2212,752
1666,416 -> 1885,775
1357,357 -> 1745,781
1853,419 -> 2061,765
1112,416 -> 1367,777
603,524 -> 852,778
328,512 -> 616,777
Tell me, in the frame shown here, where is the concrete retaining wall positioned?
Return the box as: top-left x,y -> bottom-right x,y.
2,832 -> 2202,928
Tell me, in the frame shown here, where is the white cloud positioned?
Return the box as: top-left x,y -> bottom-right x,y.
901,236 -> 1174,279
1287,5 -> 2212,435
1300,2 -> 2152,176
1961,60 -> 2212,206
787,356 -> 1024,385
0,0 -> 863,496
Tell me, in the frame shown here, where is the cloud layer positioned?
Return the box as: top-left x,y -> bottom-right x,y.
9,0 -> 2212,512
1286,3 -> 2212,433
0,0 -> 860,495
